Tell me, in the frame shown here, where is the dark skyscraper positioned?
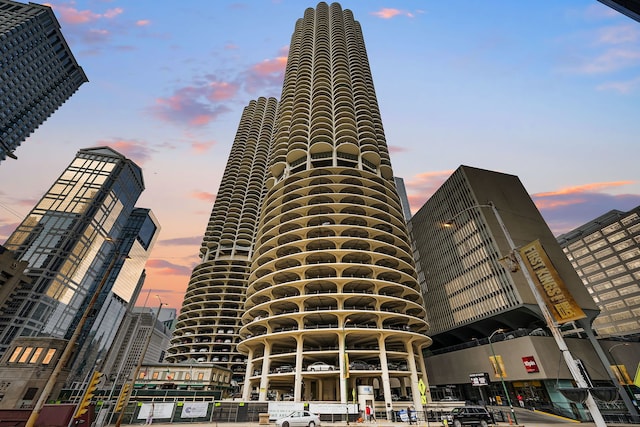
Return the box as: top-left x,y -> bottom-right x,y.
0,0 -> 88,162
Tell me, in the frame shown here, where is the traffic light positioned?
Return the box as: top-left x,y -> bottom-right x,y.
115,383 -> 131,412
75,371 -> 103,419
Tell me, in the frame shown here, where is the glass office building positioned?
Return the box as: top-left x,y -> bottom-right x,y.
0,147 -> 148,361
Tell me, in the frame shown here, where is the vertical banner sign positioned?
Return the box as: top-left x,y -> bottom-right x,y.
519,239 -> 586,324
635,362 -> 640,388
611,364 -> 633,385
489,355 -> 507,378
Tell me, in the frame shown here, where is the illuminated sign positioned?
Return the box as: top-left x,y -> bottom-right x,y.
469,372 -> 490,386
522,356 -> 539,373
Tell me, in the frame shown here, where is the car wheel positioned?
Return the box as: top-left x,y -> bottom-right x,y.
480,420 -> 488,427
282,422 -> 289,427
308,422 -> 316,427
453,420 -> 462,427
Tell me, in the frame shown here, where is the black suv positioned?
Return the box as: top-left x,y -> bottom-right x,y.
444,406 -> 494,427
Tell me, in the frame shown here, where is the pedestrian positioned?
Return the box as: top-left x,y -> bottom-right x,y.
517,394 -> 524,408
368,405 -> 376,422
146,402 -> 154,425
365,405 -> 371,421
407,406 -> 414,425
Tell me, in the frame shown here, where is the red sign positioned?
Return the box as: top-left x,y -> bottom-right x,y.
522,356 -> 539,373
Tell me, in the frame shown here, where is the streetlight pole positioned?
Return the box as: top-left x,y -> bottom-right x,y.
446,202 -> 607,427
488,329 -> 517,424
114,296 -> 165,427
342,318 -> 351,425
608,343 -> 640,422
25,242 -> 122,427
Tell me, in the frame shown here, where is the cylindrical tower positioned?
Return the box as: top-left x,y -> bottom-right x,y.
165,97 -> 278,392
238,2 -> 431,410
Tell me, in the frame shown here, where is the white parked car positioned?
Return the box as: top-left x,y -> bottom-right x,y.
275,410 -> 321,427
307,361 -> 335,371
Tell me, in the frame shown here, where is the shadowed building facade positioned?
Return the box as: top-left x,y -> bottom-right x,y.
164,97 -> 278,392
0,0 -> 87,162
406,166 -> 624,419
237,2 -> 431,410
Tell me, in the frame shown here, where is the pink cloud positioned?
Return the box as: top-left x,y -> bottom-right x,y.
534,181 -> 634,198
50,4 -> 123,25
404,170 -> 454,213
103,8 -> 123,19
388,145 -> 409,154
532,181 -> 640,235
136,20 -> 151,27
0,221 -> 20,239
96,139 -> 154,165
252,56 -> 288,75
191,140 -> 216,153
150,86 -> 231,127
146,259 -> 192,276
371,8 -> 416,19
83,28 -> 110,44
207,81 -> 240,101
191,191 -> 216,202
244,54 -> 288,95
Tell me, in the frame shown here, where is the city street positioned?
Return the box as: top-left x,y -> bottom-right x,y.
121,407 -> 638,427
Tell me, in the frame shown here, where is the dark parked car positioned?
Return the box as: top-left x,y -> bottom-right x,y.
442,406 -> 494,427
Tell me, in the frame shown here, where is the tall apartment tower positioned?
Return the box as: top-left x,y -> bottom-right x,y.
238,2 -> 431,409
408,165 -> 600,349
165,97 -> 278,391
558,206 -> 640,338
0,0 -> 88,162
0,147 -> 147,358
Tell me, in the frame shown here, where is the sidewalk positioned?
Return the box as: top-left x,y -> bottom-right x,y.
130,422 -> 637,427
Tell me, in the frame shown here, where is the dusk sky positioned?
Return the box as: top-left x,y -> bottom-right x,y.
1,0 -> 639,311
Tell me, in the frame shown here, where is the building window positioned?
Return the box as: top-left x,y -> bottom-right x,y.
29,348 -> 43,363
197,373 -> 204,380
152,372 -> 159,380
8,347 -> 23,363
18,347 -> 33,363
42,349 -> 56,365
23,387 -> 38,400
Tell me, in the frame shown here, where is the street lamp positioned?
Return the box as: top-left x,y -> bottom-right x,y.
608,343 -> 640,421
488,328 -> 517,424
445,202 -> 607,427
342,317 -> 351,425
25,240 -> 125,427
114,296 -> 166,427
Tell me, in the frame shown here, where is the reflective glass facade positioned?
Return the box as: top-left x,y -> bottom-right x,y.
0,147 -> 145,357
